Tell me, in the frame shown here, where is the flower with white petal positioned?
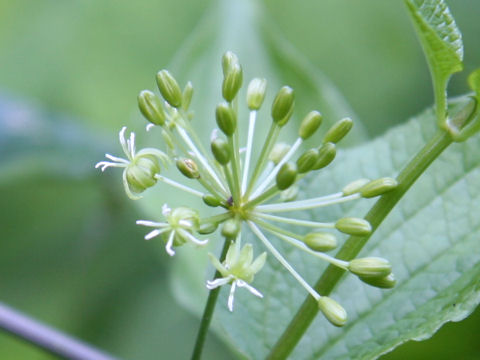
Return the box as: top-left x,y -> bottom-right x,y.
136,204 -> 208,256
95,127 -> 169,200
207,241 -> 266,311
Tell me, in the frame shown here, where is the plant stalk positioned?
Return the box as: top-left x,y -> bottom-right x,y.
191,237 -> 231,360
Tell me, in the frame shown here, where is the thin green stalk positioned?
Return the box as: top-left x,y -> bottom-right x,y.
191,238 -> 231,360
267,129 -> 453,359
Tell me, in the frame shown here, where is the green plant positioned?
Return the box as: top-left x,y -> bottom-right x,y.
1,0 -> 479,359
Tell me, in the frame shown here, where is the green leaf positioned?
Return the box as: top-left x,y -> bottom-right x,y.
212,96 -> 480,359
405,0 -> 464,126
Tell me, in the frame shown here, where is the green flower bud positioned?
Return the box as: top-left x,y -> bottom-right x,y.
280,185 -> 298,202
276,162 -> 297,190
126,155 -> 160,193
176,158 -> 200,179
211,137 -> 231,165
342,178 -> 370,196
216,103 -> 237,137
323,117 -> 353,144
222,218 -> 241,239
296,148 -> 320,174
358,273 -> 396,289
349,257 -> 392,278
203,194 -> 222,207
182,81 -> 194,111
271,86 -> 295,125
198,222 -> 218,235
299,111 -> 323,140
269,143 -> 291,165
156,69 -> 182,108
222,51 -> 240,75
303,232 -> 337,252
317,296 -> 347,327
335,217 -> 372,236
137,90 -> 166,126
360,177 -> 398,198
312,142 -> 336,170
222,63 -> 243,102
247,78 -> 267,110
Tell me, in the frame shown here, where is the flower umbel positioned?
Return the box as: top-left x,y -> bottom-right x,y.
96,52 -> 398,326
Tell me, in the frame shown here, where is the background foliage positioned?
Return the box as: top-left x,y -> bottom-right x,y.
1,0 -> 479,359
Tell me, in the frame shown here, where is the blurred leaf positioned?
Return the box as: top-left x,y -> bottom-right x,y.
212,96 -> 480,359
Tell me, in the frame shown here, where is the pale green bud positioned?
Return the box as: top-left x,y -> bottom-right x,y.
349,257 -> 392,278
323,117 -> 353,144
198,222 -> 218,235
335,217 -> 372,236
203,194 -> 222,207
126,155 -> 160,193
156,69 -> 182,108
269,143 -> 291,165
216,103 -> 237,137
222,51 -> 240,75
360,177 -> 398,198
299,111 -> 323,140
280,185 -> 298,202
276,162 -> 297,190
182,81 -> 194,111
137,90 -> 165,126
271,86 -> 295,126
247,78 -> 267,110
359,273 -> 396,289
222,218 -> 241,239
176,158 -> 200,179
211,137 -> 231,165
222,63 -> 243,102
167,207 -> 200,246
342,178 -> 370,196
303,232 -> 337,252
296,148 -> 319,174
318,296 -> 347,327
312,142 -> 336,170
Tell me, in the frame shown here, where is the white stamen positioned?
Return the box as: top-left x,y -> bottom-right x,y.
206,276 -> 232,290
228,281 -> 238,312
237,280 -> 263,298
136,220 -> 169,227
95,161 -> 126,171
144,228 -> 170,240
146,123 -> 155,132
178,229 -> 208,246
252,212 -> 335,228
162,204 -> 172,217
105,154 -> 129,164
119,127 -> 129,158
165,231 -> 176,256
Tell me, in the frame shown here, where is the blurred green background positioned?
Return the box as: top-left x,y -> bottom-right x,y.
1,0 -> 479,359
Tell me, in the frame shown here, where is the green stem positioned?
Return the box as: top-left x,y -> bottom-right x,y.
267,129 -> 453,359
191,238 -> 231,360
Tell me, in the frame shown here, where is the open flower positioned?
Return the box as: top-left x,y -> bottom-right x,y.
95,127 -> 169,199
207,241 -> 266,311
136,204 -> 208,256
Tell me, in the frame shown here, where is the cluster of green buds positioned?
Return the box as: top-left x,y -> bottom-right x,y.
96,51 -> 398,323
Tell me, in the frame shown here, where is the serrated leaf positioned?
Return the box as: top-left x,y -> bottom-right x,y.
405,0 -> 464,124
212,96 -> 480,359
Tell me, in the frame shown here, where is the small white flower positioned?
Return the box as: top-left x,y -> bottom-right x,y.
95,127 -> 169,200
207,241 -> 266,311
136,205 -> 208,256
